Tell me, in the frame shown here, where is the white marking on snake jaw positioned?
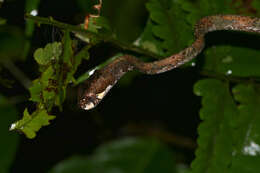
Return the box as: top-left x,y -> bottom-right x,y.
96,85 -> 113,99
83,102 -> 95,110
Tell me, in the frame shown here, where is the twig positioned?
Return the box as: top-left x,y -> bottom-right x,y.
25,14 -> 260,84
24,14 -> 162,59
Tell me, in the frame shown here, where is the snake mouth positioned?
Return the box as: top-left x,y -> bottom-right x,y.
79,84 -> 115,111
79,94 -> 99,110
81,101 -> 95,110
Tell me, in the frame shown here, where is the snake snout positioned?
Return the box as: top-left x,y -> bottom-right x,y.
79,94 -> 99,110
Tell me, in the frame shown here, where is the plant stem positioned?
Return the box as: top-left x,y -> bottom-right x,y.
25,14 -> 260,84
25,14 -> 162,59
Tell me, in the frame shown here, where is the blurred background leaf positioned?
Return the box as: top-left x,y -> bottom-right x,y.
102,0 -> 148,43
202,39 -> 260,77
0,95 -> 19,173
49,137 -> 177,173
192,80 -> 260,173
0,26 -> 25,62
145,0 -> 194,56
229,84 -> 260,173
192,79 -> 237,173
0,17 -> 6,25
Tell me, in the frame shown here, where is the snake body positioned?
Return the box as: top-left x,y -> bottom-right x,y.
78,15 -> 260,110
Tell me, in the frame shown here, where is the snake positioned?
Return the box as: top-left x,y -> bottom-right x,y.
78,15 -> 260,110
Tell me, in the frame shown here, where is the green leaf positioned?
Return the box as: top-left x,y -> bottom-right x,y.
192,80 -> 260,173
142,0 -> 259,73
29,79 -> 42,102
192,79 -> 238,173
87,16 -> 112,34
0,95 -> 19,173
195,0 -> 235,15
138,19 -> 165,56
228,84 -> 260,172
102,0 -> 149,43
180,0 -> 260,77
29,66 -> 56,105
229,156 -> 260,173
33,42 -> 62,66
138,0 -> 202,65
202,44 -> 260,77
10,108 -> 55,139
40,66 -> 57,105
145,0 -> 194,56
30,34 -> 73,108
15,31 -> 90,138
55,30 -> 74,107
41,66 -> 54,85
49,137 -> 177,173
30,34 -> 74,107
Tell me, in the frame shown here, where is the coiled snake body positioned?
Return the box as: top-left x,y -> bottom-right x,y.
79,15 -> 260,110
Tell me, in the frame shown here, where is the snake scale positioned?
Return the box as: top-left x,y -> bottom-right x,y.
78,15 -> 260,110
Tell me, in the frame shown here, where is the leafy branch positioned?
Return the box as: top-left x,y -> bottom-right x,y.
25,14 -> 162,59
25,14 -> 260,84
9,31 -> 90,138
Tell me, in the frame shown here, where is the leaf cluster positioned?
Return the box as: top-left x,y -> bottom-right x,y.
10,31 -> 91,138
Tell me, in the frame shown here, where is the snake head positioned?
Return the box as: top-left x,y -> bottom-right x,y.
79,92 -> 99,110
78,56 -> 131,111
78,78 -> 114,110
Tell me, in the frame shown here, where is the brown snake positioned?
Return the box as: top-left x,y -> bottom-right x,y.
78,15 -> 260,110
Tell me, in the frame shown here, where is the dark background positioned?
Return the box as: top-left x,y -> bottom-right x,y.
1,0 -> 202,172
